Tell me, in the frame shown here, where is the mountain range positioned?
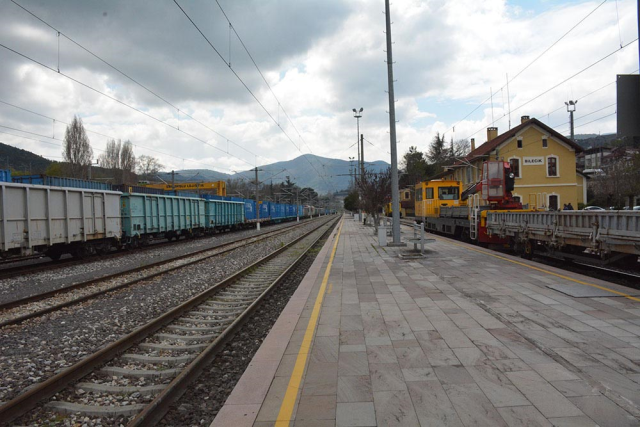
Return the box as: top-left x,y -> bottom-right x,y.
158,154 -> 390,194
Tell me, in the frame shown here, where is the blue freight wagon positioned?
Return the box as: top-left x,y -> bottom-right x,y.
13,174 -> 112,190
120,193 -> 206,245
243,199 -> 257,221
205,199 -> 244,229
259,201 -> 270,221
0,170 -> 11,183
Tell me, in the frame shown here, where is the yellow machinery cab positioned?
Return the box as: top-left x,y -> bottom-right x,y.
415,179 -> 465,218
384,187 -> 415,217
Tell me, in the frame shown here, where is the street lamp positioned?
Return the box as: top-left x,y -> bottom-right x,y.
565,100 -> 578,141
352,108 -> 363,220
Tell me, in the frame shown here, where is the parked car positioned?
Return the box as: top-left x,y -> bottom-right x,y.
633,206 -> 640,211
583,206 -> 606,211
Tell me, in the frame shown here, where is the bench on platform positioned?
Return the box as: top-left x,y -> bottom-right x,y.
405,223 -> 435,254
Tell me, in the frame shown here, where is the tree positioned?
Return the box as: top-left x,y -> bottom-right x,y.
63,115 -> 93,178
427,132 -> 447,167
356,167 -> 391,233
136,155 -> 163,181
401,146 -> 432,187
343,190 -> 359,212
45,162 -> 64,177
120,140 -> 136,183
452,139 -> 471,158
98,139 -> 121,170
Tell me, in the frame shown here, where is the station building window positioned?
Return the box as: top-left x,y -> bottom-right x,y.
547,156 -> 558,177
542,137 -> 548,148
509,157 -> 521,178
517,138 -> 523,149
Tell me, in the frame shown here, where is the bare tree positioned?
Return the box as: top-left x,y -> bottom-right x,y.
356,167 -> 391,233
120,140 -> 136,183
136,155 -> 164,181
98,139 -> 121,170
63,115 -> 93,178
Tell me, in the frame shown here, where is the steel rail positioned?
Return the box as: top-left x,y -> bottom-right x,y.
129,217 -> 340,426
402,218 -> 640,288
0,218 -> 309,280
0,217 -> 324,327
0,216 -> 337,424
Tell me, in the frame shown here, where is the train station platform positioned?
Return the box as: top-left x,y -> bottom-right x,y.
211,215 -> 640,427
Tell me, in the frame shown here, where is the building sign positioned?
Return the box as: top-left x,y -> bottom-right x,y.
523,156 -> 544,166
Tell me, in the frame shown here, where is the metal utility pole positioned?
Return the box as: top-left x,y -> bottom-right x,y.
360,134 -> 365,177
254,167 -> 260,230
385,0 -> 402,245
565,100 -> 578,141
352,108 -> 363,182
349,157 -> 355,189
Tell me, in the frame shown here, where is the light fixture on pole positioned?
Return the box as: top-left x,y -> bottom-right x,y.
565,100 -> 577,141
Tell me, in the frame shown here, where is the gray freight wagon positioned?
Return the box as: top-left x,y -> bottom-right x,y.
0,182 -> 122,259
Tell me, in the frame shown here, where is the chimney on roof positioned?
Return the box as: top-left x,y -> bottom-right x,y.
487,127 -> 498,142
470,138 -> 475,151
521,115 -> 530,124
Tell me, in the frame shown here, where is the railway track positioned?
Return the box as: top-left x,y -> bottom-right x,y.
0,215 -> 339,426
399,218 -> 640,288
0,219 -> 303,281
0,217 -> 328,328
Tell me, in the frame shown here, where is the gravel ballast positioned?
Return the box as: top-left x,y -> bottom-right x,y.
0,217 -> 333,407
0,220 -> 312,305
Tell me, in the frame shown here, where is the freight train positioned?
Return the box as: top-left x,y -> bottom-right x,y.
413,160 -> 640,264
0,177 -> 324,260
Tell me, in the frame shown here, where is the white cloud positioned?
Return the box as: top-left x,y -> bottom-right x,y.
0,0 -> 636,174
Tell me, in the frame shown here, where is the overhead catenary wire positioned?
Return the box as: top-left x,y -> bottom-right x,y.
459,38 -> 638,142
550,103 -> 616,128
172,0 -> 330,187
213,1 -> 321,164
445,0 -> 609,136
0,42 -> 259,172
558,111 -> 617,135
0,124 -> 251,174
9,0 -> 265,165
0,98 -> 294,183
539,68 -> 639,120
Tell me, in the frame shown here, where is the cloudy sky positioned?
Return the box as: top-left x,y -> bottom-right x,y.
0,0 -> 637,179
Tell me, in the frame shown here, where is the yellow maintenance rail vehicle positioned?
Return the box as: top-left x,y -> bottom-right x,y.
384,187 -> 415,217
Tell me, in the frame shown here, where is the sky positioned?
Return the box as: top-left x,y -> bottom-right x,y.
0,0 -> 637,181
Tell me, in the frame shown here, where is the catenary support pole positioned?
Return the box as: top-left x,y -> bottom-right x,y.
385,0 -> 402,245
360,134 -> 364,177
254,167 -> 260,231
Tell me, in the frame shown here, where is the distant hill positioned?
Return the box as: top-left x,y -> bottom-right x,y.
573,133 -> 618,149
168,154 -> 390,194
1,143 -> 389,194
0,142 -> 52,173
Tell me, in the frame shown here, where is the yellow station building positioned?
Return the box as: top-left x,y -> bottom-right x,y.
436,116 -> 587,210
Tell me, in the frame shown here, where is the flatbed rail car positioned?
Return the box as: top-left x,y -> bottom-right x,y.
486,210 -> 640,263
0,182 -> 121,259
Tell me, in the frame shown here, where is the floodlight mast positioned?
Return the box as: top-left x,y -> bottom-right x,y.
565,100 -> 578,141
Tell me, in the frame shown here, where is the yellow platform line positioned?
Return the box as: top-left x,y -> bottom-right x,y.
275,218 -> 344,426
434,235 -> 640,303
